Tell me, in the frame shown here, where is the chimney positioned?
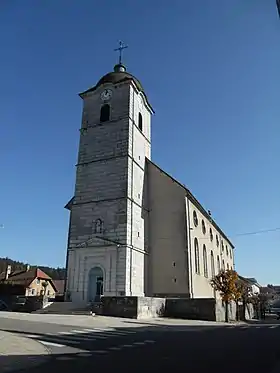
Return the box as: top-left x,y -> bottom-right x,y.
5,265 -> 12,280
26,264 -> 30,272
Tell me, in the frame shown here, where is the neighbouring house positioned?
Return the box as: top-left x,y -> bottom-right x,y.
243,277 -> 261,296
53,280 -> 65,298
0,265 -> 57,298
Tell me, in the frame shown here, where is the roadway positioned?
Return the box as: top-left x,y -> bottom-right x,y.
1,314 -> 280,373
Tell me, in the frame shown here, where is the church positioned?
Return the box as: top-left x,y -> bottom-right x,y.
64,47 -> 235,310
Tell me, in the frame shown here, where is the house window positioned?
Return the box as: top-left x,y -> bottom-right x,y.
217,255 -> 220,273
31,289 -> 36,295
93,218 -> 104,234
226,245 -> 229,256
210,251 -> 215,277
100,104 -> 110,122
194,238 -> 200,274
222,259 -> 225,270
216,235 -> 219,247
202,220 -> 206,234
230,248 -> 232,259
209,228 -> 213,241
138,112 -> 143,132
203,245 -> 208,278
36,279 -> 40,285
227,263 -> 230,270
193,211 -> 198,227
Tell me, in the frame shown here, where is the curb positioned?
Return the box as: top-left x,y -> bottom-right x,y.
0,331 -> 51,373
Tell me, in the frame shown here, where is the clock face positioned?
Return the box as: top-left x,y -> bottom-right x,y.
100,89 -> 113,101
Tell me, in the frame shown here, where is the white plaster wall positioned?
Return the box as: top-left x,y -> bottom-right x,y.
187,198 -> 235,298
146,162 -> 189,296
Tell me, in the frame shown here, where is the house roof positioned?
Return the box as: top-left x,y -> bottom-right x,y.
0,268 -> 57,291
146,159 -> 235,248
53,280 -> 65,294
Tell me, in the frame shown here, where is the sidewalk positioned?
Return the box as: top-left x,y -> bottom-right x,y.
0,311 -> 236,328
0,330 -> 50,373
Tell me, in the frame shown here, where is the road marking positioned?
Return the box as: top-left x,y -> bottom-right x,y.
144,340 -> 155,343
83,328 -> 135,335
77,353 -> 92,357
37,340 -> 66,348
69,330 -> 106,339
133,342 -> 145,345
269,326 -> 277,329
109,347 -> 122,351
121,344 -> 134,348
26,334 -> 81,346
56,356 -> 74,361
92,350 -> 108,354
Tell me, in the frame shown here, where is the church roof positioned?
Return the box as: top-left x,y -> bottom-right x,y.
146,159 -> 235,249
79,64 -> 154,112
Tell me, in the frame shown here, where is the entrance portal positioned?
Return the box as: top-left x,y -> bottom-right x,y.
88,266 -> 104,303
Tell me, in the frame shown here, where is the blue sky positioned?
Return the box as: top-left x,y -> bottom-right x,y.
0,1 -> 279,285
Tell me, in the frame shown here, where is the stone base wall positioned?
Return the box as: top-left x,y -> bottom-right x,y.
99,296 -> 256,321
101,296 -> 166,319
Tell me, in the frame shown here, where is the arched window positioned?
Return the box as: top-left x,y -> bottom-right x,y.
100,104 -> 110,123
138,112 -> 143,132
93,219 -> 104,234
203,245 -> 208,278
193,211 -> 198,227
209,228 -> 213,241
210,251 -> 215,277
202,220 -> 206,234
217,255 -> 220,273
194,238 -> 200,274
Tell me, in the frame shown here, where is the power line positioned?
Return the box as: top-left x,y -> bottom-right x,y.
190,227 -> 280,241
233,227 -> 280,237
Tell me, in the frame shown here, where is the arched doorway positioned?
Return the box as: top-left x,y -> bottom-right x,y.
88,266 -> 104,303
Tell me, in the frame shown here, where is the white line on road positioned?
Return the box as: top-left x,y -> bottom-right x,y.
120,344 -> 134,348
108,347 -> 122,351
77,353 -> 92,357
144,340 -> 156,343
55,332 -> 97,341
83,328 -> 136,335
92,350 -> 108,354
133,342 -> 145,345
36,340 -> 66,348
26,334 -> 80,346
69,330 -> 107,339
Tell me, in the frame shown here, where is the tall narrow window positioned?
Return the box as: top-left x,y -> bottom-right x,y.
138,112 -> 143,132
203,245 -> 208,278
100,104 -> 110,123
227,263 -> 229,270
93,218 -> 104,234
194,238 -> 200,274
210,251 -> 215,277
217,255 -> 220,273
222,259 -> 225,270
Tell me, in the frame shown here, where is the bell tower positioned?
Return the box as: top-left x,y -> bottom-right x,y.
64,44 -> 154,304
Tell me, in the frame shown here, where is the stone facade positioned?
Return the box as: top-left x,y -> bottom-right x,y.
65,67 -> 153,304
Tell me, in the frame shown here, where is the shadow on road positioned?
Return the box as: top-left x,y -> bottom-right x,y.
2,321 -> 280,373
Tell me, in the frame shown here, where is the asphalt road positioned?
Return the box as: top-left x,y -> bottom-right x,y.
2,317 -> 280,373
